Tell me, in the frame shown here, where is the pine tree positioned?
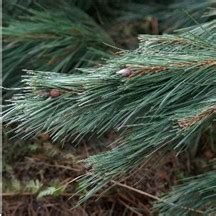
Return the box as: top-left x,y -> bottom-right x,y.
3,0 -> 216,215
4,18 -> 216,214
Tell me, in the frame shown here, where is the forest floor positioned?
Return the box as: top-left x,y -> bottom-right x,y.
3,128 -> 216,215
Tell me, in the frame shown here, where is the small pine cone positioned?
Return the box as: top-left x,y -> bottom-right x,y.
49,89 -> 61,98
116,68 -> 132,77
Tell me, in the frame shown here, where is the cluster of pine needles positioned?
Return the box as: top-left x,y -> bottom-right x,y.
2,0 -> 216,215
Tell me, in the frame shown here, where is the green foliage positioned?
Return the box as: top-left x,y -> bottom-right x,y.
3,178 -> 65,198
154,171 -> 216,215
3,179 -> 22,194
37,185 -> 65,199
25,179 -> 44,193
76,21 -> 216,204
3,1 -> 216,214
2,2 -> 114,97
3,0 -> 214,98
3,178 -> 42,194
4,21 -> 216,140
158,0 -> 215,32
4,20 -> 216,212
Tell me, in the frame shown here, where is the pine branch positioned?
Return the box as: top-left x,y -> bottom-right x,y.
2,2 -> 114,97
4,20 -> 216,138
4,21 -> 216,208
158,0 -> 215,33
76,21 -> 216,203
3,0 -> 214,98
154,171 -> 216,215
